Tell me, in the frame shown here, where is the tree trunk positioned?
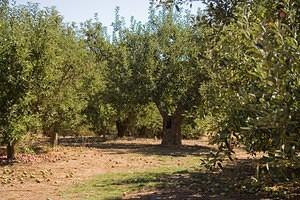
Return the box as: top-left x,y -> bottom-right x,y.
161,114 -> 182,145
50,132 -> 58,147
6,142 -> 16,161
116,119 -> 127,138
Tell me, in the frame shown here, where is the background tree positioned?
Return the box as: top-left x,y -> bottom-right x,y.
145,8 -> 208,145
25,5 -> 88,146
81,18 -> 116,137
102,10 -> 152,138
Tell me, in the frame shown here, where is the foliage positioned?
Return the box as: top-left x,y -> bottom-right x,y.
134,103 -> 162,137
0,2 -> 90,157
202,0 -> 300,165
0,2 -> 36,148
80,19 -> 116,136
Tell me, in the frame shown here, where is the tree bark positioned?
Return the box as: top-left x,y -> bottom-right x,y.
116,119 -> 128,138
50,132 -> 58,147
161,114 -> 183,145
6,142 -> 16,161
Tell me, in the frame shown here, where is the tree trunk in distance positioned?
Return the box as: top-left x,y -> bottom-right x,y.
116,119 -> 127,138
6,142 -> 16,161
50,132 -> 58,147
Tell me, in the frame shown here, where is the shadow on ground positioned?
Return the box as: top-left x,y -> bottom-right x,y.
59,136 -> 215,157
124,159 -> 300,200
60,137 -> 300,199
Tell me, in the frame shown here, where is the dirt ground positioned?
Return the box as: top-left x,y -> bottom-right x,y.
1,138 -> 298,200
0,138 -> 216,200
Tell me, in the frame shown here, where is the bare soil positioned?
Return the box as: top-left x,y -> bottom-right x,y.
1,138 -> 299,200
0,138 -> 214,200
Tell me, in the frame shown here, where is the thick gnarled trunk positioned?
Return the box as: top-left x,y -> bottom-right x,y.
161,114 -> 182,145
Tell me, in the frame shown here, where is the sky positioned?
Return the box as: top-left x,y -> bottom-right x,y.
15,0 -> 203,30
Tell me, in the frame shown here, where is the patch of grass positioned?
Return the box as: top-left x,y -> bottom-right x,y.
61,146 -> 204,200
62,165 -> 198,200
